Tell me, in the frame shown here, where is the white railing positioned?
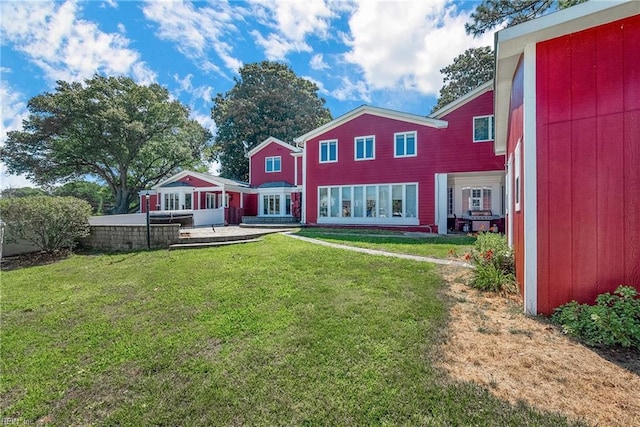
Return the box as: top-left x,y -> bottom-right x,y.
88,209 -> 225,227
192,208 -> 224,226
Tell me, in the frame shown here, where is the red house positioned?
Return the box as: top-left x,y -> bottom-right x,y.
494,1 -> 640,314
245,136 -> 303,221
294,95 -> 505,233
140,170 -> 254,226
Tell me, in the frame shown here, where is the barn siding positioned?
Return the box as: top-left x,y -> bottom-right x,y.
507,59 -> 525,297
535,14 -> 640,314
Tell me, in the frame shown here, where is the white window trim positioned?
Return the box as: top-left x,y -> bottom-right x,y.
394,131 -> 417,158
354,135 -> 375,161
265,156 -> 281,173
258,188 -> 295,217
161,189 -> 194,211
319,139 -> 338,163
317,182 -> 419,226
473,115 -> 495,143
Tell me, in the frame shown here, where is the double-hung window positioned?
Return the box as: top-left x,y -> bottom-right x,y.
320,140 -> 338,163
473,115 -> 495,142
164,193 -> 179,210
394,131 -> 417,158
354,136 -> 375,160
265,156 -> 281,173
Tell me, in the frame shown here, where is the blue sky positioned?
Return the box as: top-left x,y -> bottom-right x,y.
0,0 -> 494,188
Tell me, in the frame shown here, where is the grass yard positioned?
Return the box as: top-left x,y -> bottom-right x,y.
296,229 -> 476,259
1,234 -> 577,425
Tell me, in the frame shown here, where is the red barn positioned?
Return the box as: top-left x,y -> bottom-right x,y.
494,1 -> 640,314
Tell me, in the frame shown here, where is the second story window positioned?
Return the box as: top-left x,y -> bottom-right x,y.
394,131 -> 417,158
473,115 -> 495,142
354,136 -> 375,160
265,156 -> 281,173
320,140 -> 338,163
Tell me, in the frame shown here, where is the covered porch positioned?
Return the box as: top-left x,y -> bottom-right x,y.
435,171 -> 505,234
141,171 -> 257,226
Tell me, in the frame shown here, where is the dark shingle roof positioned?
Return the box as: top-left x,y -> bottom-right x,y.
257,181 -> 296,189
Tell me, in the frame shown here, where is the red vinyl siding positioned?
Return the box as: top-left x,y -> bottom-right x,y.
436,91 -> 505,173
535,14 -> 640,314
250,142 -> 298,188
140,194 -> 159,213
304,101 -> 504,227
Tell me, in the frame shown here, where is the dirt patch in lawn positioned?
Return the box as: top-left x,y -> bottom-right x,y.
438,266 -> 640,427
1,250 -> 72,271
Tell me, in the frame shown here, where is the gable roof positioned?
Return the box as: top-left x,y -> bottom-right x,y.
152,170 -> 249,190
429,80 -> 494,119
494,0 -> 639,155
293,105 -> 448,144
246,136 -> 301,157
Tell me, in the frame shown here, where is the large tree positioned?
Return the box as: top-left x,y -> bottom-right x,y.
431,46 -> 495,113
466,0 -> 587,37
1,75 -> 212,213
211,61 -> 332,181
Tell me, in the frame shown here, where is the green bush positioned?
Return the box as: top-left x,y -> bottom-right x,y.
466,233 -> 516,294
551,286 -> 640,349
0,196 -> 91,252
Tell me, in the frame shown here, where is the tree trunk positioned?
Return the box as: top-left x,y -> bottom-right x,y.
113,187 -> 130,214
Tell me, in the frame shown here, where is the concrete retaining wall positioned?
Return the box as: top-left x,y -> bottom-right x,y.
81,224 -> 180,251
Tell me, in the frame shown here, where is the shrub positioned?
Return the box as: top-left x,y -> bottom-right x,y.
466,233 -> 516,294
0,196 -> 91,252
551,286 -> 640,349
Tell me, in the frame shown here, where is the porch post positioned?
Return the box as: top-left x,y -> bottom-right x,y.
435,173 -> 448,234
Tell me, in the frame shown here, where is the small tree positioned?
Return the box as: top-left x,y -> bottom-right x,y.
0,196 -> 91,252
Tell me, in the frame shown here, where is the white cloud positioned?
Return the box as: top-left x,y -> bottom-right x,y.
102,0 -> 118,9
0,81 -> 36,189
0,0 -> 156,86
331,77 -> 371,103
142,0 -> 243,75
310,53 -> 329,70
343,0 -> 494,96
173,74 -> 215,106
249,0 -> 335,60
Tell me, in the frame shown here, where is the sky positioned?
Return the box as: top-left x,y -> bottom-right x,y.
0,0 -> 495,189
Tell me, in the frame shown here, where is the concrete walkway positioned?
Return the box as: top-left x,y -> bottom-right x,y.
285,233 -> 473,268
179,225 -> 295,239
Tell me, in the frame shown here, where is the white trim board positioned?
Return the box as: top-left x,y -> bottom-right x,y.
294,105 -> 447,144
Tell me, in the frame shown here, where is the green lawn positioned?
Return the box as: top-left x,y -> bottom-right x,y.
1,234 -> 578,425
296,229 -> 476,259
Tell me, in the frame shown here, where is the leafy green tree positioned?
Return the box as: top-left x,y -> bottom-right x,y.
211,61 -> 332,181
0,196 -> 91,252
431,46 -> 494,113
466,0 -> 588,37
0,187 -> 49,198
1,75 -> 212,214
52,181 -> 113,215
